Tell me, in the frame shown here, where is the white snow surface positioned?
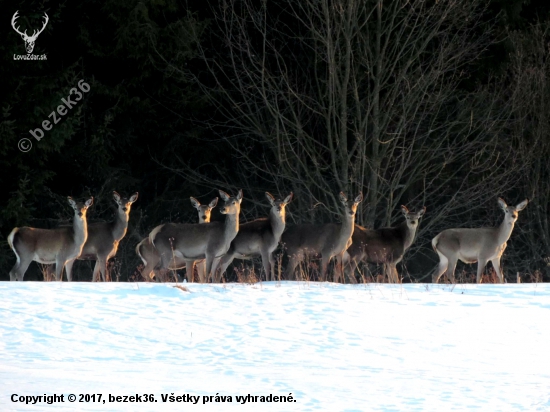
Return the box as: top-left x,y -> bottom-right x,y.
0,281 -> 549,411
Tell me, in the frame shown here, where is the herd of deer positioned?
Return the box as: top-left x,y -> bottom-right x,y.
6,189 -> 529,284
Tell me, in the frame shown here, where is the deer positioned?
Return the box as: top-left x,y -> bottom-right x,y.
149,189 -> 243,283
66,192 -> 138,282
344,205 -> 426,283
8,197 -> 94,281
281,192 -> 363,282
217,192 -> 293,282
432,198 -> 528,284
11,11 -> 49,54
136,196 -> 218,282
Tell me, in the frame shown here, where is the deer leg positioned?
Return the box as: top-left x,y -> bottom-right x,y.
320,256 -> 330,282
54,257 -> 66,281
345,257 -> 359,284
141,262 -> 154,282
268,253 -> 276,282
217,252 -> 235,283
184,259 -> 197,283
391,264 -> 398,283
211,257 -> 223,283
333,253 -> 344,283
10,256 -> 32,281
383,263 -> 392,283
92,261 -> 99,282
138,252 -> 152,282
490,258 -> 504,283
444,257 -> 458,284
260,248 -> 272,282
342,252 -> 357,284
94,258 -> 107,282
476,259 -> 488,284
433,253 -> 448,284
156,269 -> 167,282
196,260 -> 206,283
65,259 -> 76,282
285,253 -> 302,281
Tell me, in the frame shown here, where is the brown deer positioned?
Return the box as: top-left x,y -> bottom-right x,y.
136,196 -> 218,282
432,198 -> 528,284
217,192 -> 293,281
150,190 -> 243,283
344,206 -> 426,283
8,197 -> 94,281
282,192 -> 363,282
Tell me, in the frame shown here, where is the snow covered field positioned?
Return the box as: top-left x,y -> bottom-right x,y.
0,281 -> 549,411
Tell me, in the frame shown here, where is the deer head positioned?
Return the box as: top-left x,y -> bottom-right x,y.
11,11 -> 49,54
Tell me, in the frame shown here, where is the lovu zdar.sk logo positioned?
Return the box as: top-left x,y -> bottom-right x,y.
11,10 -> 48,60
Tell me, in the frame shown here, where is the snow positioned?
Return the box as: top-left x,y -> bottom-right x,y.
0,281 -> 549,411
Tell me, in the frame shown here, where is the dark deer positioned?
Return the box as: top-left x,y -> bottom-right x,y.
345,206 -> 425,283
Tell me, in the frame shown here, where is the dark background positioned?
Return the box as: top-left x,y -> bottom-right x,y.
1,0 -> 549,282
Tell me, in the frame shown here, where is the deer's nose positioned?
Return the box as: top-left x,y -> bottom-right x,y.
122,207 -> 128,212
78,212 -> 83,217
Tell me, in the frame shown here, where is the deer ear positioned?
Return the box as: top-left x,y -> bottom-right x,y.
113,192 -> 121,202
339,192 -> 348,203
418,206 -> 426,217
265,192 -> 276,206
190,197 -> 201,209
129,193 -> 139,203
498,198 -> 508,211
516,199 -> 528,211
219,190 -> 230,201
401,205 -> 409,215
237,189 -> 243,203
85,197 -> 94,207
284,192 -> 294,204
67,197 -> 77,208
209,197 -> 218,209
354,192 -> 363,204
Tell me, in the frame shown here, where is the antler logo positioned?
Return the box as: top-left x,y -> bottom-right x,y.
11,11 -> 49,54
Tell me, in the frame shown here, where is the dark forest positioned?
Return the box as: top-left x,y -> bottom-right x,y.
1,0 -> 550,283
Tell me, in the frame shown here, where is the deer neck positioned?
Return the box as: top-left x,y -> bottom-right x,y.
223,211 -> 240,244
402,221 -> 418,251
111,208 -> 130,242
340,211 -> 356,243
73,214 -> 88,248
269,208 -> 286,239
497,216 -> 516,246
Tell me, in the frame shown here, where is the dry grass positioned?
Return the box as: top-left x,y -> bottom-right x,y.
39,264 -> 55,281
233,263 -> 259,285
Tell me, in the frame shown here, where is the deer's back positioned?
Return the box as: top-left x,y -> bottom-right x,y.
349,225 -> 405,264
282,223 -> 340,255
157,222 -> 229,258
13,226 -> 80,262
435,227 -> 501,261
231,218 -> 274,254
